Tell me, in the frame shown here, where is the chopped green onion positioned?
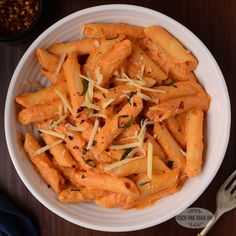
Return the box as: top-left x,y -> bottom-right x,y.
81,79 -> 88,96
120,148 -> 133,161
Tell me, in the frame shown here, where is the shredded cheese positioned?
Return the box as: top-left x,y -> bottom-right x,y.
87,119 -> 99,150
104,156 -> 145,171
110,142 -> 140,150
38,129 -> 65,139
136,64 -> 145,82
55,89 -> 76,118
89,113 -> 107,119
54,52 -> 66,78
81,102 -> 101,111
95,67 -> 103,85
93,40 -> 100,48
102,98 -> 115,109
58,104 -> 63,119
147,142 -> 153,179
120,73 -> 166,93
137,92 -> 159,104
34,139 -> 63,155
66,124 -> 85,132
85,80 -> 94,103
49,114 -> 67,129
138,119 -> 152,147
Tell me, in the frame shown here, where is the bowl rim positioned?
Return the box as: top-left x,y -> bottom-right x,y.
4,4 -> 231,232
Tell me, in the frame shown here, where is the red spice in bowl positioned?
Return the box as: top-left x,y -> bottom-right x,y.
0,0 -> 40,40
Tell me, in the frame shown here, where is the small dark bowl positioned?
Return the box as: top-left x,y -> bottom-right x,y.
0,0 -> 43,42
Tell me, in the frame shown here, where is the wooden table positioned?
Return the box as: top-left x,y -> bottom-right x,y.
0,0 -> 235,235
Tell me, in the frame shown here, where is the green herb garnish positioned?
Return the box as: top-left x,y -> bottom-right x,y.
164,80 -> 176,86
167,160 -> 174,169
80,78 -> 88,96
139,181 -> 151,187
120,148 -> 133,161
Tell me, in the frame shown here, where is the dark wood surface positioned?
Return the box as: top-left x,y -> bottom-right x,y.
0,0 -> 235,235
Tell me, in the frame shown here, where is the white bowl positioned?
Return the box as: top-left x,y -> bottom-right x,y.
4,4 -> 231,232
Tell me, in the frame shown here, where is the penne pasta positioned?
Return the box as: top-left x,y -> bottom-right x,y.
140,37 -> 197,81
41,133 -> 76,168
15,81 -> 68,107
129,43 -> 166,83
165,114 -> 187,149
95,95 -> 143,152
18,99 -> 63,125
143,80 -> 204,103
41,69 -> 65,84
106,156 -> 169,177
48,38 -> 99,56
135,168 -> 179,197
154,122 -> 185,168
90,39 -> 132,86
71,171 -> 140,198
24,132 -> 65,194
82,23 -> 145,39
36,48 -> 59,72
144,26 -> 197,72
185,109 -> 204,177
147,92 -> 210,121
59,186 -> 106,203
95,192 -> 132,209
63,52 -> 84,114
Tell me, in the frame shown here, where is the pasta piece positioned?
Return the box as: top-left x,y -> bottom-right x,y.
165,114 -> 187,149
144,26 -> 197,72
154,122 -> 185,168
129,43 -> 166,83
71,171 -> 140,198
147,92 -> 210,121
41,133 -> 76,168
106,156 -> 169,177
95,192 -> 132,209
24,132 -> 64,194
126,185 -> 177,209
143,80 -> 204,103
140,37 -> 197,81
135,168 -> 179,197
63,52 -> 84,114
95,95 -> 143,152
18,99 -> 63,125
83,35 -> 125,74
59,186 -> 106,203
36,48 -> 59,72
185,109 -> 204,177
41,69 -> 65,84
48,38 -> 99,56
143,134 -> 166,161
15,81 -> 68,107
90,39 -> 132,86
82,23 -> 145,39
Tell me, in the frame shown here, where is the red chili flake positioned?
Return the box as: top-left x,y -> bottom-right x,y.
0,0 -> 39,37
